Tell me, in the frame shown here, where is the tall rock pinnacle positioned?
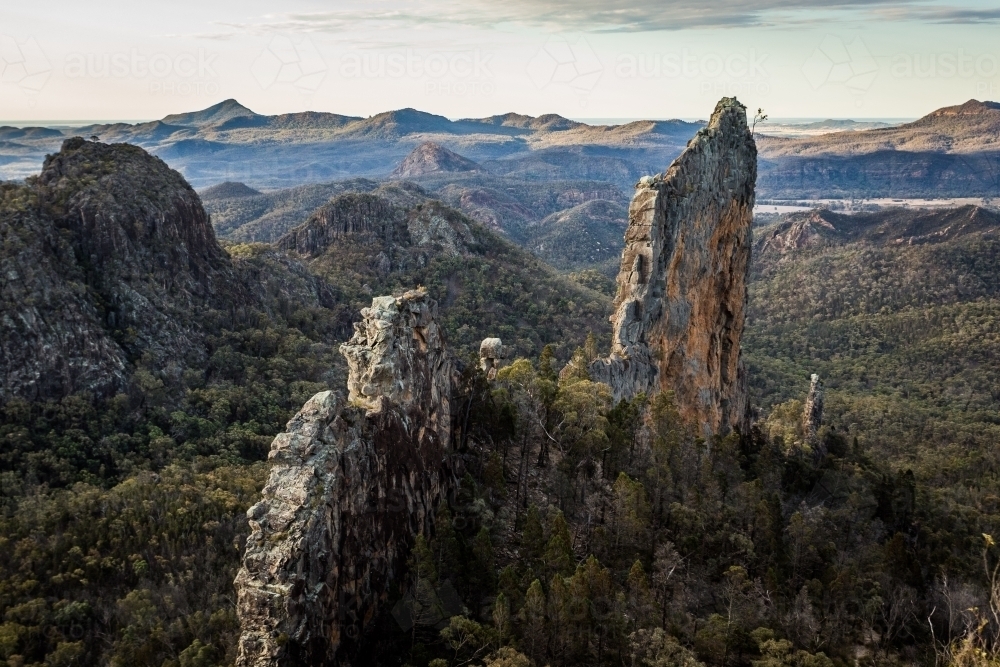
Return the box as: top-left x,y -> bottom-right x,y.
802,373 -> 824,442
590,97 -> 757,437
234,289 -> 455,667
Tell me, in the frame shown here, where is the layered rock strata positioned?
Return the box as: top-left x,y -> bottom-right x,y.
234,289 -> 455,667
590,97 -> 757,437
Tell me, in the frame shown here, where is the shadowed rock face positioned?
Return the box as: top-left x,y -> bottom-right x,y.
234,289 -> 455,667
1,138 -> 242,403
590,97 -> 757,437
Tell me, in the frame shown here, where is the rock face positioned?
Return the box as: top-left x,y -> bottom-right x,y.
277,192 -> 474,263
234,289 -> 456,667
802,374 -> 824,442
391,141 -> 481,178
754,205 -> 1000,261
277,193 -> 404,257
755,210 -> 842,257
590,98 -> 757,437
1,138 -> 340,405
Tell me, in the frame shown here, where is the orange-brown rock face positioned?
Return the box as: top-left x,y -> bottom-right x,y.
590,98 -> 757,437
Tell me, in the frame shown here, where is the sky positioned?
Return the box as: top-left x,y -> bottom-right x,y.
2,0 -> 1000,122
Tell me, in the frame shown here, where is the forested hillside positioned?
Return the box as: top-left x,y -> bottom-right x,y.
0,139 -> 609,667
747,206 -> 1000,474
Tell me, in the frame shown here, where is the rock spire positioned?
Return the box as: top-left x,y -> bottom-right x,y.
590,97 -> 757,437
234,289 -> 456,667
802,373 -> 824,442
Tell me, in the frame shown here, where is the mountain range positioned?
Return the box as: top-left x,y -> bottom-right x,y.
757,99 -> 1000,198
3,99 -> 999,204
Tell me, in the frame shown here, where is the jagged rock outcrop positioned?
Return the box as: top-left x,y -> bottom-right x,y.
1,138 -> 339,405
276,193 -> 474,264
802,373 -> 824,442
754,205 -> 1000,261
234,289 -> 456,667
590,98 -> 757,437
755,210 -> 843,257
277,193 -> 405,258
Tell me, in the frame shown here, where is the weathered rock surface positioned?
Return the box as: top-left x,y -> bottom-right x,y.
802,373 -> 824,442
276,191 -> 474,264
1,138 -> 236,402
754,205 -> 1000,262
234,289 -> 456,667
590,98 -> 757,437
755,210 -> 842,257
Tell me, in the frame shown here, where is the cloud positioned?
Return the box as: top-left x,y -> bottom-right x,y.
186,1 -> 1000,37
884,6 -> 1000,23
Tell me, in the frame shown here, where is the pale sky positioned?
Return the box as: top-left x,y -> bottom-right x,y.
2,0 -> 1000,122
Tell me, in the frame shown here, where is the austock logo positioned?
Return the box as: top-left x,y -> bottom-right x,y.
615,47 -> 770,98
338,48 -> 495,98
251,35 -> 327,93
527,38 -> 603,97
802,35 -> 878,96
63,48 -> 220,97
0,35 -> 52,94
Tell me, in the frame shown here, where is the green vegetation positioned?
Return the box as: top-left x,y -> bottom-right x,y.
372,352 -> 1000,667
0,462 -> 266,667
5,139 -> 1000,667
525,199 -> 627,278
745,224 -> 1000,474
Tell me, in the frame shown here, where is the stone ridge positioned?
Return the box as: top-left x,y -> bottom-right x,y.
276,192 -> 476,263
234,289 -> 456,667
590,97 -> 757,437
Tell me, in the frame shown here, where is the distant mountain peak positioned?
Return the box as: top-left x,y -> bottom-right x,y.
471,112 -> 582,131
162,99 -> 259,127
200,181 -> 261,200
391,141 -> 481,178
